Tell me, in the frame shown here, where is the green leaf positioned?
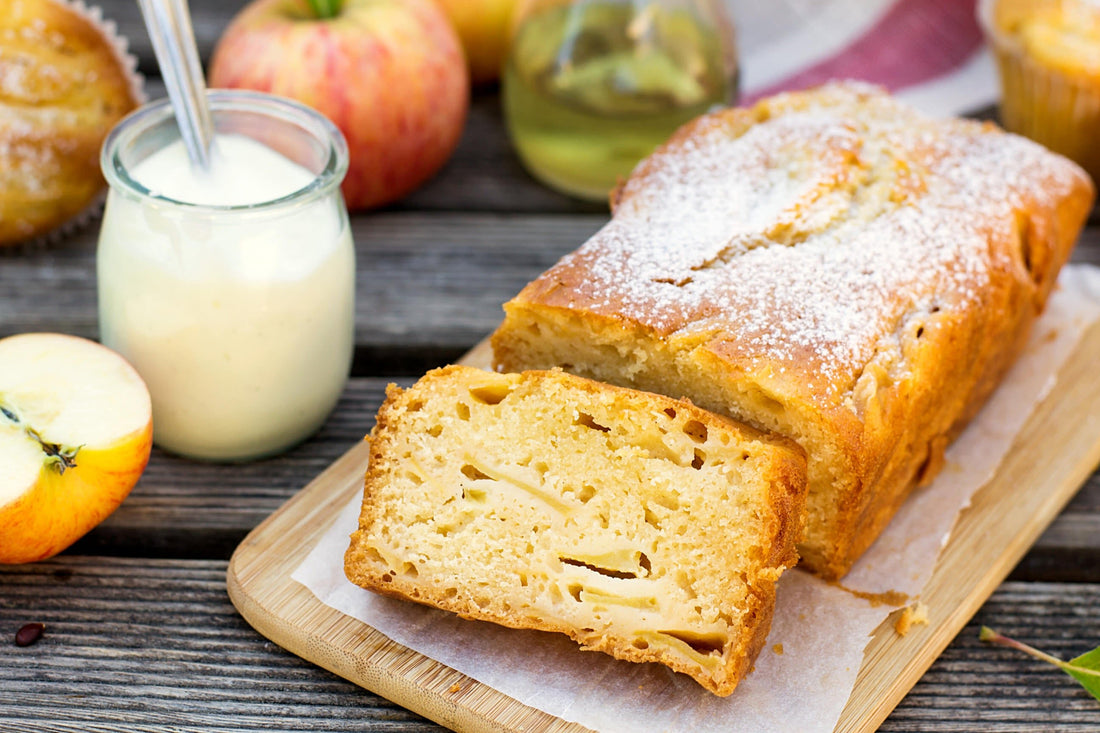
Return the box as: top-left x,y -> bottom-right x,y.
1065,646 -> 1100,700
981,626 -> 1100,703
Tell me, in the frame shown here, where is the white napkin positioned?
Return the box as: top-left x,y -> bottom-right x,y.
729,0 -> 998,117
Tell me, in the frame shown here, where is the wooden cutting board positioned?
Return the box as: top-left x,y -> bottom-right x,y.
227,324 -> 1100,733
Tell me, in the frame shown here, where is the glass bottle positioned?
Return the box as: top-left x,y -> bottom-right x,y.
503,0 -> 739,202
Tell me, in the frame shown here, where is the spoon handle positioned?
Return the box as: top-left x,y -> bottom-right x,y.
139,0 -> 214,170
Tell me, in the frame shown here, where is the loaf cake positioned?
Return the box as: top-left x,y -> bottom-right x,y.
344,365 -> 807,696
491,82 -> 1095,580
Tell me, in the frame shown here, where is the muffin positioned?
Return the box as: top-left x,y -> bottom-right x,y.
0,0 -> 143,246
979,0 -> 1100,183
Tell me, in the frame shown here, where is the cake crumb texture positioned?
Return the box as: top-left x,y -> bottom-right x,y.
344,365 -> 807,696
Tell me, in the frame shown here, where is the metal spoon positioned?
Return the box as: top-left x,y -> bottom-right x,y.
138,0 -> 214,170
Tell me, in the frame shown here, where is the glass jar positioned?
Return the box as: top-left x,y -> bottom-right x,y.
97,90 -> 355,462
503,0 -> 739,202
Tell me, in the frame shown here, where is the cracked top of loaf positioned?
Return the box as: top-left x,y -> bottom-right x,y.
515,81 -> 1093,408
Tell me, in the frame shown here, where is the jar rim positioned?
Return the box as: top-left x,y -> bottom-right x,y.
100,89 -> 349,213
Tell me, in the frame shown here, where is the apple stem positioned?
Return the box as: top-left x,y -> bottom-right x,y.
30,431 -> 81,475
980,626 -> 1069,668
305,0 -> 342,19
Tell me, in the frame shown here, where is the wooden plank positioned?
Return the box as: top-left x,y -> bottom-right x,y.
0,213 -> 605,371
397,95 -> 610,215
68,377 -> 402,559
0,557 -> 447,732
837,318 -> 1100,731
1012,472 -> 1100,581
3,215 -> 1096,367
223,320 -> 1100,733
4,232 -> 1099,564
1,558 -> 1096,731
94,0 -> 233,72
885,582 -> 1100,732
56,368 -> 1099,573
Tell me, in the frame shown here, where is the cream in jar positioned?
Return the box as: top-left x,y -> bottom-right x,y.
97,92 -> 355,461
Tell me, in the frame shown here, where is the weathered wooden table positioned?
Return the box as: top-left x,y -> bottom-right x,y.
2,1 -> 1100,730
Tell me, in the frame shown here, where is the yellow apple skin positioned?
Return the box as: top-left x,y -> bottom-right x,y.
208,0 -> 469,211
0,334 -> 153,564
0,427 -> 152,564
432,0 -> 519,84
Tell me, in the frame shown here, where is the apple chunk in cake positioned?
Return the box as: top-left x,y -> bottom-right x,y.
344,365 -> 807,696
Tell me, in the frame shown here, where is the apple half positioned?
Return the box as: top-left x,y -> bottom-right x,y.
0,333 -> 152,564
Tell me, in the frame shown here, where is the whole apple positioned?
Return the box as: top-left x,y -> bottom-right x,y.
432,0 -> 519,84
0,333 -> 153,564
209,0 -> 469,211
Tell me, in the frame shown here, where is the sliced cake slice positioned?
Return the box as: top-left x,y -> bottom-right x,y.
344,365 -> 807,696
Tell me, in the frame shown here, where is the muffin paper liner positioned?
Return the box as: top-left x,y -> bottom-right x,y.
6,0 -> 147,251
978,0 -> 1100,183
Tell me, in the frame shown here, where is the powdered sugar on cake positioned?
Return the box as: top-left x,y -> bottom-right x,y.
544,83 -> 1083,396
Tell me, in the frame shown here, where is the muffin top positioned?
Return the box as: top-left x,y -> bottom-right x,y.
0,0 -> 142,245
996,0 -> 1100,78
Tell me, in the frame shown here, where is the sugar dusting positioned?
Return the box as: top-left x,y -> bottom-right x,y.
547,82 -> 1085,395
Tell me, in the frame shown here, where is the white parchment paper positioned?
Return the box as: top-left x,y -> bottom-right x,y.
293,265 -> 1100,733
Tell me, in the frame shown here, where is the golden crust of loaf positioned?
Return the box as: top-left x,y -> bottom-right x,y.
0,0 -> 141,245
491,81 -> 1095,580
344,365 -> 807,696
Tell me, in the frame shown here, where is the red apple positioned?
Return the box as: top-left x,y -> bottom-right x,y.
208,0 -> 469,211
0,333 -> 153,564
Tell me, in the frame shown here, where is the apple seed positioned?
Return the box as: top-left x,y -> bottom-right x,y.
15,622 -> 45,647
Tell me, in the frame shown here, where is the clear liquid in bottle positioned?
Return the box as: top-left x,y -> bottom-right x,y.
504,0 -> 738,202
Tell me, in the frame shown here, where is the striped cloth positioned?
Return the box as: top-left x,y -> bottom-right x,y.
731,0 -> 996,116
